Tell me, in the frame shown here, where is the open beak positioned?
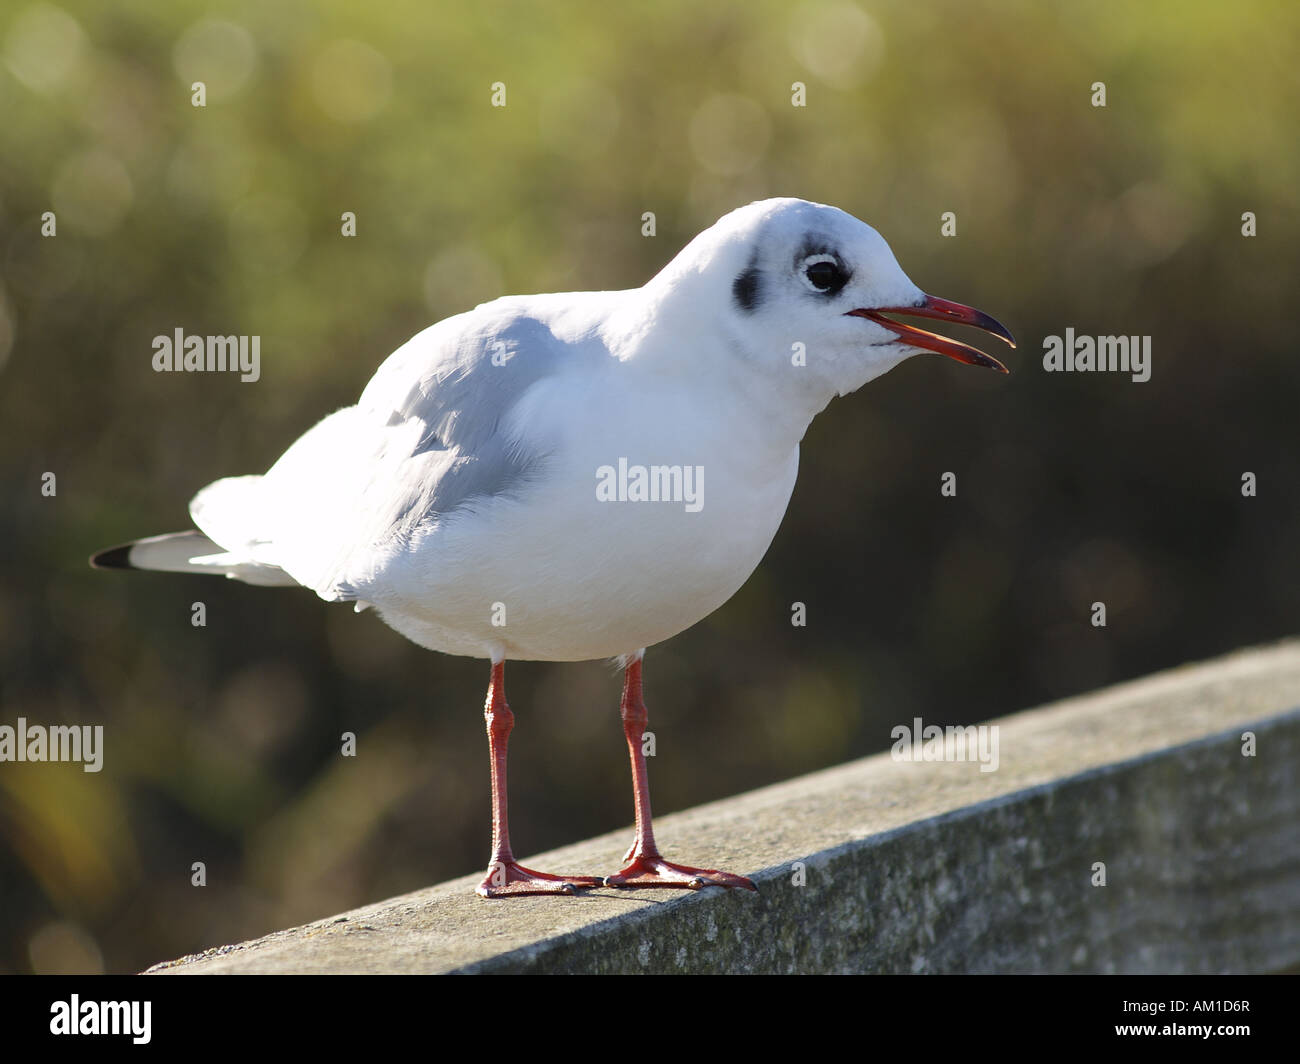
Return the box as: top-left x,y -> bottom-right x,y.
847,295 -> 1015,373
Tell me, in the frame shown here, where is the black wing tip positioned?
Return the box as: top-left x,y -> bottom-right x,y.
90,543 -> 135,570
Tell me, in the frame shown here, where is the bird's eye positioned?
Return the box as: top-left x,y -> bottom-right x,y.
803,256 -> 846,294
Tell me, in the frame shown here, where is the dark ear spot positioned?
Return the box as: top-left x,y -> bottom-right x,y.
732,266 -> 761,312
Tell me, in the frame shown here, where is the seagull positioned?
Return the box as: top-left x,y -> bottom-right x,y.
92,198 -> 1014,896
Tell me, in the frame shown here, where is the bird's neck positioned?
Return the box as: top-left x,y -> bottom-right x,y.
610,291 -> 833,465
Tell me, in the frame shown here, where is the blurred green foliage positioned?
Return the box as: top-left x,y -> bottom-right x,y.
1,0 -> 1297,972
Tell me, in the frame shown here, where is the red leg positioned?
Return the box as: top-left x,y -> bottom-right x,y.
476,661 -> 602,897
603,656 -> 756,891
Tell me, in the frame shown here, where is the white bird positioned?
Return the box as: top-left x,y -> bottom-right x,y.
93,198 -> 1014,896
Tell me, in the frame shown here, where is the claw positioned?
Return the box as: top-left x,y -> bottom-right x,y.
477,860 -> 602,898
604,854 -> 756,891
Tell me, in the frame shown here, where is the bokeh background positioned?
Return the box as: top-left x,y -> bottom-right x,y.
2,0 -> 1297,973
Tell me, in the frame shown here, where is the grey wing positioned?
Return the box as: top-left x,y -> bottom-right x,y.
358,307 -> 588,527
191,300 -> 609,601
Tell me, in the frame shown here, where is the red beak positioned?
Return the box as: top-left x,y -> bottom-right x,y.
847,295 -> 1015,373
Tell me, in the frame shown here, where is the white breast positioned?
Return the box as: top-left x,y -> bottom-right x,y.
361,368 -> 801,661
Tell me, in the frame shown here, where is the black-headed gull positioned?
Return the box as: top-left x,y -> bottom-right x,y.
93,198 -> 1014,896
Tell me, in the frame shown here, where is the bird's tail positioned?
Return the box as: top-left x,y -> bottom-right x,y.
89,529 -> 298,586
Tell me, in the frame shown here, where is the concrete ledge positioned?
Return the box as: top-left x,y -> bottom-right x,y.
147,640 -> 1300,974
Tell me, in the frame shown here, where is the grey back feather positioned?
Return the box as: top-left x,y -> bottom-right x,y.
359,309 -> 612,533
375,314 -> 581,526
190,297 -> 621,603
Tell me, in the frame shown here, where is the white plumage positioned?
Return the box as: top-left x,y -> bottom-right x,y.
99,198 -> 1011,664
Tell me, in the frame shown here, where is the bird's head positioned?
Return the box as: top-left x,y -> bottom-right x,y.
649,198 -> 1014,410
